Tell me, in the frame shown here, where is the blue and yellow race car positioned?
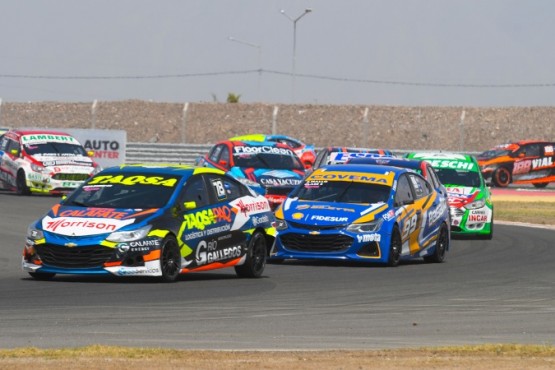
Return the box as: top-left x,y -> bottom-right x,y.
22,164 -> 276,282
271,164 -> 450,266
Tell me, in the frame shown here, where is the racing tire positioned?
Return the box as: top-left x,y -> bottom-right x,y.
482,219 -> 494,240
533,182 -> 549,189
492,167 -> 511,188
424,223 -> 448,263
235,231 -> 266,278
387,226 -> 402,267
16,170 -> 31,195
29,272 -> 56,280
160,235 -> 181,283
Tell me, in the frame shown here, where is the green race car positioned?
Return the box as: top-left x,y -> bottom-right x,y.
406,152 -> 493,239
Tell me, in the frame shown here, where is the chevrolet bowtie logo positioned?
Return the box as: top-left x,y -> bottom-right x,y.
65,242 -> 77,247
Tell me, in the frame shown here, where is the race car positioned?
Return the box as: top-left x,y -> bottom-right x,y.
229,134 -> 316,169
195,139 -> 306,209
312,147 -> 394,170
22,164 -> 276,282
477,140 -> 555,188
0,129 -> 101,195
270,164 -> 450,266
347,156 -> 448,202
406,152 -> 493,239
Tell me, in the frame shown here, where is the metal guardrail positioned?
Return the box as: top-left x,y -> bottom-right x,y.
125,142 -> 480,165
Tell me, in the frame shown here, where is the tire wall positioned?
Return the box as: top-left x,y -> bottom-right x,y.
1,101 -> 554,152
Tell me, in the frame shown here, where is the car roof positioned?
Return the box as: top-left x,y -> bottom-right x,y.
407,152 -> 475,162
347,157 -> 425,170
102,164 -> 225,177
4,129 -> 73,137
323,147 -> 393,155
318,163 -> 407,176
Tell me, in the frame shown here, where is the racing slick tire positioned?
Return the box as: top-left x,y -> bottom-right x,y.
533,182 -> 549,189
235,231 -> 266,278
481,219 -> 494,240
16,170 -> 31,195
387,226 -> 402,267
424,223 -> 448,263
492,167 -> 511,188
29,272 -> 56,280
160,235 -> 181,282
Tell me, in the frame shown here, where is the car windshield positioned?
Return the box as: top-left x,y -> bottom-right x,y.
63,173 -> 181,209
292,180 -> 391,204
436,168 -> 482,188
479,148 -> 511,159
234,152 -> 304,170
25,142 -> 88,156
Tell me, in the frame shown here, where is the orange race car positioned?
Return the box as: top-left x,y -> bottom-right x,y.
477,140 -> 555,188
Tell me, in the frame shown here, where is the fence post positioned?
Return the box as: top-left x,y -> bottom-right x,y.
182,102 -> 189,143
272,105 -> 279,135
459,109 -> 466,151
363,107 -> 369,147
91,100 -> 98,129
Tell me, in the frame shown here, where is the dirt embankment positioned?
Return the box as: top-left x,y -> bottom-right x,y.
2,101 -> 554,151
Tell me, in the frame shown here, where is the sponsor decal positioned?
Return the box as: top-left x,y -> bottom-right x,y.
252,215 -> 270,226
117,267 -> 160,276
183,206 -> 232,230
382,210 -> 395,221
88,174 -> 178,187
263,170 -> 297,178
233,146 -> 294,156
195,239 -> 242,266
513,160 -> 532,175
356,233 -> 381,243
21,134 -> 79,145
236,199 -> 270,216
42,216 -> 135,236
531,157 -> 553,169
308,171 -> 393,185
60,208 -> 131,220
545,145 -> 554,156
292,212 -> 304,220
310,215 -> 349,222
296,204 -> 355,213
427,160 -> 475,171
468,214 -> 488,222
260,178 -> 301,186
427,202 -> 448,226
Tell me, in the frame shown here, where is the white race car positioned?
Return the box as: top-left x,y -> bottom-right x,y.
0,129 -> 101,195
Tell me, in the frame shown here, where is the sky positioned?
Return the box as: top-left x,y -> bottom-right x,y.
1,0 -> 555,107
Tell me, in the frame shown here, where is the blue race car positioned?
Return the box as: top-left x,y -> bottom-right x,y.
23,164 -> 276,282
271,164 -> 450,266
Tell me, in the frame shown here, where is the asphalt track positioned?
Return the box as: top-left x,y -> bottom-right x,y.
0,191 -> 554,350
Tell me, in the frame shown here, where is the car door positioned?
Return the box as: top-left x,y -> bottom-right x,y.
179,173 -> 247,270
394,174 -> 421,255
0,135 -> 22,187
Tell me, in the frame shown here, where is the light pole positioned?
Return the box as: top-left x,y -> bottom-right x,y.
280,8 -> 312,103
228,36 -> 262,101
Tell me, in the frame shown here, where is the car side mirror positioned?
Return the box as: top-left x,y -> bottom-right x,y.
218,160 -> 228,168
87,151 -> 95,157
183,201 -> 197,210
10,148 -> 19,157
518,153 -> 525,158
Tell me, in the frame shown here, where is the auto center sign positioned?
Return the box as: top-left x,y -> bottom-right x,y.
61,128 -> 126,168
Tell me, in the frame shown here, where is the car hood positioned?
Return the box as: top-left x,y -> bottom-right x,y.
39,204 -> 160,237
30,153 -> 94,167
280,199 -> 390,226
229,167 -> 304,188
444,185 -> 484,208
